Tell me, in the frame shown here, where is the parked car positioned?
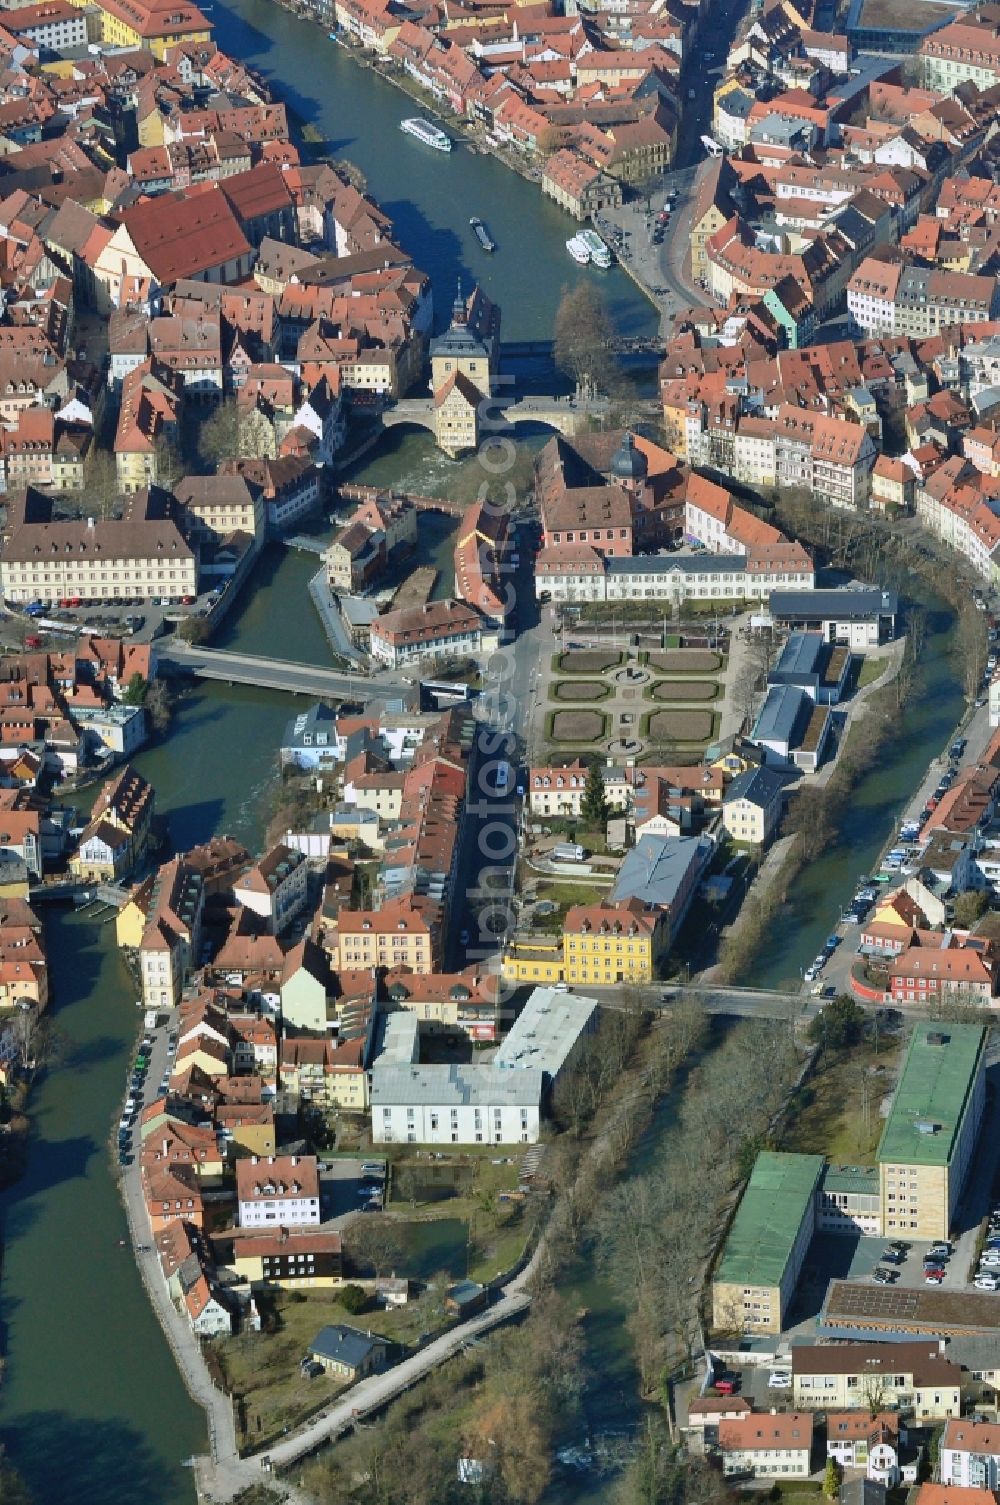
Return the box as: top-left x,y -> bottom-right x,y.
976,1273 -> 1000,1291
872,1268 -> 897,1285
715,1376 -> 739,1395
929,1242 -> 951,1259
924,1269 -> 945,1284
881,1249 -> 905,1264
768,1370 -> 792,1388
888,1240 -> 909,1253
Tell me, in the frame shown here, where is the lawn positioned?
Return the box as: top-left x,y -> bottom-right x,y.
216,1286 -> 447,1454
856,657 -> 885,689
860,0 -> 953,24
781,1037 -> 901,1166
557,649 -> 622,674
525,876 -> 614,930
551,679 -> 609,701
649,679 -> 719,702
548,708 -> 608,743
739,1485 -> 823,1502
647,649 -> 722,674
643,708 -> 716,743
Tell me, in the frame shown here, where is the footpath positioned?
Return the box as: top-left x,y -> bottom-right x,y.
194,1250 -> 541,1502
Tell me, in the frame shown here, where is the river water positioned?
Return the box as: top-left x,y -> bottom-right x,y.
747,593 -> 964,990
0,4 -> 969,1498
215,0 -> 659,344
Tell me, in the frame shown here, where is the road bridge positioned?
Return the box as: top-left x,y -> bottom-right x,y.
583,981 -> 808,1021
382,394 -> 612,437
159,641 -> 404,700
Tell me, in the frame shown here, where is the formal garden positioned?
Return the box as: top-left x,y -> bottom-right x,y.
546,708 -> 609,743
544,640 -> 728,758
648,680 -> 719,702
551,680 -> 610,701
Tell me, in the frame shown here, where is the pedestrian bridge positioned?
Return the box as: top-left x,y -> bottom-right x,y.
159,641 -> 405,700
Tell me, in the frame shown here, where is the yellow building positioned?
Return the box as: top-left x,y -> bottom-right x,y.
562,898 -> 666,986
433,370 -> 481,459
215,1104 -> 275,1158
279,1037 -> 370,1112
429,284 -> 497,457
690,156 -> 735,283
71,775 -> 153,884
501,936 -> 565,986
792,1343 -> 961,1419
116,873 -> 154,948
1,487 -> 196,607
877,1022 -> 986,1241
0,868 -> 29,900
331,897 -> 441,975
173,474 -> 264,550
227,1230 -> 344,1291
81,0 -> 212,58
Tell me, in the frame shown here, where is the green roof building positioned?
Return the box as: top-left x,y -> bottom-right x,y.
712,1151 -> 824,1336
877,1022 -> 986,1241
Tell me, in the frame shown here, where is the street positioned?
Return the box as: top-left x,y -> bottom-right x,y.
808,691 -> 996,1004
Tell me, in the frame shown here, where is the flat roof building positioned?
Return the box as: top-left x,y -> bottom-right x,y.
768,588 -> 898,647
878,1022 -> 986,1240
712,1150 -> 824,1335
371,1063 -> 543,1145
494,986 -> 599,1086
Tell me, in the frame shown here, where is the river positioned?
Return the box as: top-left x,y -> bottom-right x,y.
214,0 -> 659,344
747,591 -> 964,990
0,4 -> 969,1499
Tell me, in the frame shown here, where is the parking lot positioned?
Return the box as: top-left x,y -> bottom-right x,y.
318,1157 -> 387,1224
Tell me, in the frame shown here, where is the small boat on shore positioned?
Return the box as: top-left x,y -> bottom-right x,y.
399,117 -> 452,152
566,234 -> 591,266
470,216 -> 495,251
579,228 -> 612,268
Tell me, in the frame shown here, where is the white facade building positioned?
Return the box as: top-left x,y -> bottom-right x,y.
941,1420 -> 1000,1489
371,1064 -> 543,1145
236,1154 -> 321,1228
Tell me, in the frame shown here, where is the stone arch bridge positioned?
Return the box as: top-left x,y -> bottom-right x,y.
381,394 -> 610,438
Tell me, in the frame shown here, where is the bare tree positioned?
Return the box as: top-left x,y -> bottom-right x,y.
554,283 -> 617,399
347,1215 -> 404,1278
198,401 -> 276,470
7,1004 -> 51,1072
77,447 -> 120,520
956,601 -> 989,700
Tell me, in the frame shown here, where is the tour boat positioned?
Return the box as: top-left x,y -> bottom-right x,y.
579,228 -> 612,268
470,216 -> 495,251
566,234 -> 591,265
399,117 -> 453,152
